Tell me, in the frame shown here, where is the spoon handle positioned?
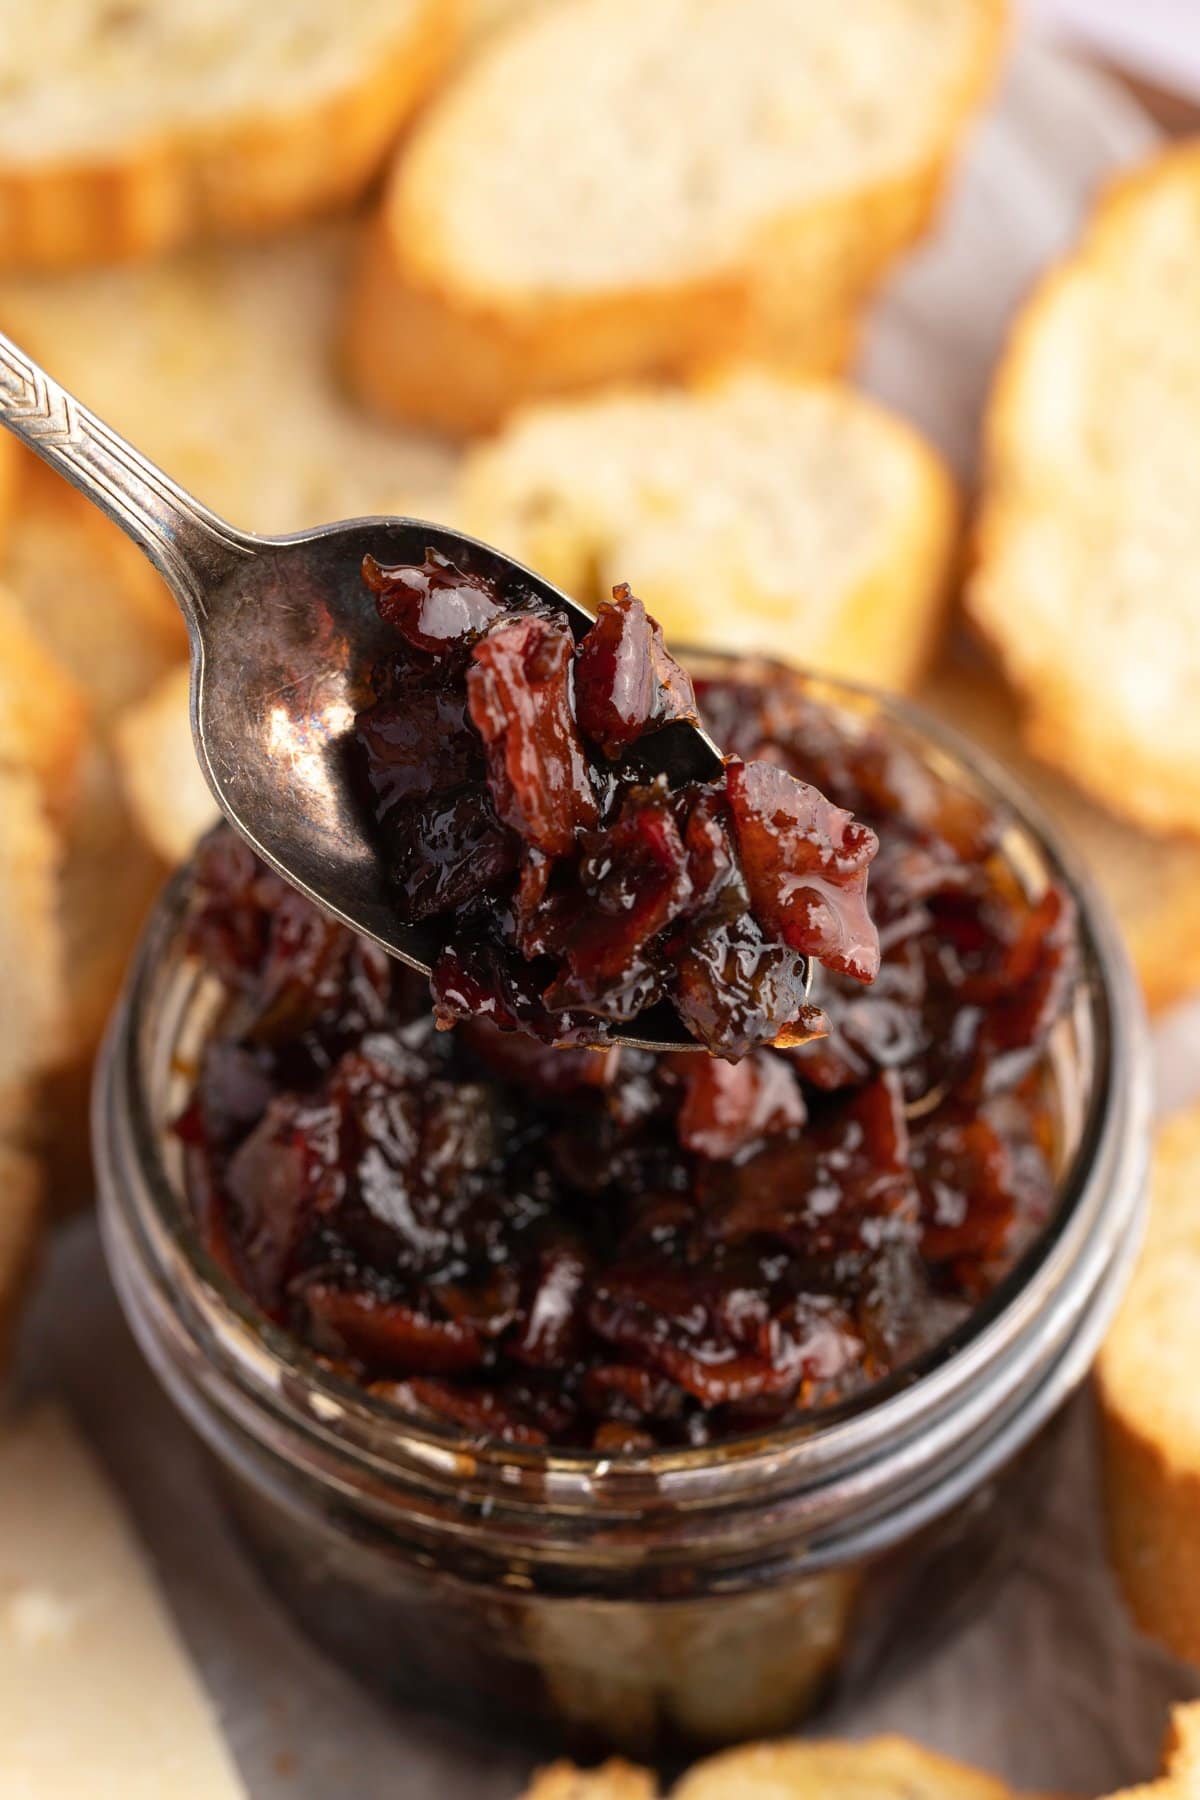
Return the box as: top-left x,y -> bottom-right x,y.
0,329 -> 252,632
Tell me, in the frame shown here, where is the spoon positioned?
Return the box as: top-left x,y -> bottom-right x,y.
0,329 -> 743,1053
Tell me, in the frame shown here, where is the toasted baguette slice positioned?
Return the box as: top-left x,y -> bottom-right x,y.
458,372 -> 957,689
460,0 -> 546,47
1098,1107 -> 1200,1669
0,0 -> 452,271
115,365 -> 957,864
0,431 -> 14,546
920,657 -> 1200,1013
0,227 -> 456,536
0,459 -> 182,1194
672,1737 -> 1017,1800
345,0 -> 1007,435
3,456 -> 184,725
522,1766 -> 658,1800
115,663 -> 215,867
0,768 -> 65,1094
0,580 -> 88,816
969,143 -> 1200,839
53,743 -> 165,1073
1108,1706 -> 1200,1800
521,1736 -> 1019,1800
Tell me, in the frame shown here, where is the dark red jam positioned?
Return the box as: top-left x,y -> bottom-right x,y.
178,659 -> 1078,1451
352,554 -> 880,1057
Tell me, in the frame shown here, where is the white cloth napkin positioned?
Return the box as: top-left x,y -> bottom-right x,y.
1026,0 -> 1200,103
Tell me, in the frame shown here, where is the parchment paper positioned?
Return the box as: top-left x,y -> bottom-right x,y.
16,35 -> 1200,1799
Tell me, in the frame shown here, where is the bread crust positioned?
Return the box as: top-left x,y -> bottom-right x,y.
458,372 -> 958,692
970,141 -> 1200,839
115,662 -> 216,866
1101,1404 -> 1200,1668
0,767 -> 66,1092
0,432 -> 15,547
2,455 -> 185,723
1098,1107 -> 1200,1669
672,1735 -> 1017,1799
0,582 -> 89,819
1106,1704 -> 1200,1800
344,0 -> 1007,435
0,0 -> 453,270
920,657 -> 1200,1013
522,1764 -> 658,1800
520,1734 -> 1020,1800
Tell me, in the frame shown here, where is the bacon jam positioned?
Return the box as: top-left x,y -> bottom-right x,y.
352,553 -> 880,1058
178,656 -> 1078,1452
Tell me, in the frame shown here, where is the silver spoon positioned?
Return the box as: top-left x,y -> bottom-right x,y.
0,329 -> 753,1053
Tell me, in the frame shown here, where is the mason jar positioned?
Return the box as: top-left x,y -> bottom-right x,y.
94,676 -> 1151,1758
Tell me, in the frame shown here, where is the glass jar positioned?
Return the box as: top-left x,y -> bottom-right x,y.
94,677 -> 1151,1759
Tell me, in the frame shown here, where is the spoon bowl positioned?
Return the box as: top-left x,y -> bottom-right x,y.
0,331 -> 730,1052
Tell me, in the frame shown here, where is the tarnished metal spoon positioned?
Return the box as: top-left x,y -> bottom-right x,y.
0,329 -> 747,1052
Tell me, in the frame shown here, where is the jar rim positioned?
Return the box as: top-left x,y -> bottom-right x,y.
95,675 -> 1150,1556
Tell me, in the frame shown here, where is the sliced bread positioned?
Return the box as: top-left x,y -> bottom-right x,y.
2,455 -> 184,725
521,1736 -> 1019,1800
0,1141 -> 42,1375
0,228 -> 457,1195
522,1712 -> 1200,1800
920,656 -> 1200,1013
522,1767 -> 657,1800
1108,1707 -> 1200,1800
0,226 -> 457,534
345,0 -> 1008,434
1115,1706 -> 1200,1792
1098,1106 -> 1200,1669
969,142 -> 1200,839
0,458 -> 183,1082
0,578 -> 88,817
0,431 -> 14,545
0,768 -> 65,1095
53,743 -> 165,1071
0,0 -> 452,270
458,372 -> 958,690
115,662 -> 214,867
460,0 -> 546,48
672,1739 -> 1018,1800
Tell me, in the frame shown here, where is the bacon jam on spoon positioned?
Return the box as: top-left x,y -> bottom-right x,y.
352,554 -> 880,1058
179,657 -> 1077,1451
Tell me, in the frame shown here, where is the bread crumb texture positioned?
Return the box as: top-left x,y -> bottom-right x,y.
521,1706 -> 1200,1798
521,1733 -> 1021,1799
116,664 -> 216,867
0,0 -> 453,268
1100,1105 -> 1200,1670
1106,1703 -> 1200,1799
459,372 -> 958,691
0,226 -> 457,532
347,0 -> 1007,430
970,142 -> 1200,839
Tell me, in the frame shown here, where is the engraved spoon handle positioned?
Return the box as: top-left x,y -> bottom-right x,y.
0,328 -> 253,633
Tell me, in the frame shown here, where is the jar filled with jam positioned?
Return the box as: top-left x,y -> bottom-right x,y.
96,656 -> 1149,1756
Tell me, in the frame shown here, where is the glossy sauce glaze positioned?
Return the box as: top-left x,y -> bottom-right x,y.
178,654 -> 1077,1451
353,555 -> 880,1057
